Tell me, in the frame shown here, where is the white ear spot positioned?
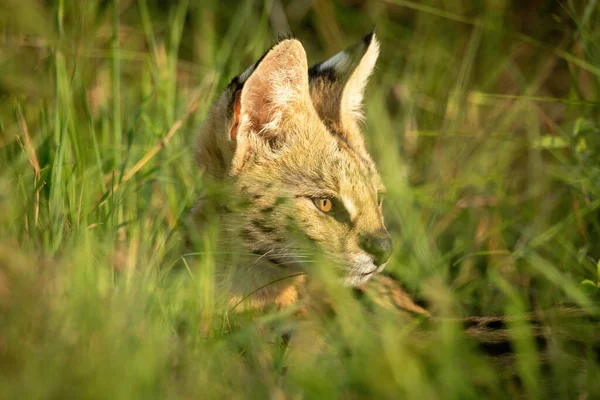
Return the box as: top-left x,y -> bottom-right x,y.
319,50 -> 348,72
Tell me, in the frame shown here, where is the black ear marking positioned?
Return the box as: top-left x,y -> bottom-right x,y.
308,61 -> 337,81
276,32 -> 296,43
363,25 -> 376,46
308,29 -> 377,84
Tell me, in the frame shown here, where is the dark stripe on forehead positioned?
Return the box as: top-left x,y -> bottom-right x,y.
322,124 -> 381,195
322,122 -> 374,172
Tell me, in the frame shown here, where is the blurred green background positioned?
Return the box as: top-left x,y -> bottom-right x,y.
1,0 -> 599,398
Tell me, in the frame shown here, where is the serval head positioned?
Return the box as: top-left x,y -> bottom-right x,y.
194,31 -> 391,287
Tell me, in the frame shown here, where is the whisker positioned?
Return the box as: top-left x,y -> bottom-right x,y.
274,260 -> 317,266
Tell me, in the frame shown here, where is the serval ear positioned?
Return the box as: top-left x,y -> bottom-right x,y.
308,30 -> 380,130
195,39 -> 311,178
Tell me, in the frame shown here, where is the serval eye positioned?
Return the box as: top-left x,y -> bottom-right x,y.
313,198 -> 333,213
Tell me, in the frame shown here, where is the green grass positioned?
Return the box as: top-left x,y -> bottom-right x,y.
1,0 -> 600,398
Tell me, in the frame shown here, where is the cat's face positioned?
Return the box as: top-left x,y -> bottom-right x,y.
195,32 -> 392,286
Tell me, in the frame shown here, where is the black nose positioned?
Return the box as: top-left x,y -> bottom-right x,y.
359,232 -> 393,266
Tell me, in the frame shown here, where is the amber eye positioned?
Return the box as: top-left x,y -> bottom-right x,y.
313,198 -> 333,213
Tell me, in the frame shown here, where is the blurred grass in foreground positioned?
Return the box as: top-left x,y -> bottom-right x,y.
1,0 -> 600,398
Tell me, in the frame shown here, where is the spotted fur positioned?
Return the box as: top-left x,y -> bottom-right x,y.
189,34 -> 600,375
191,32 -> 390,310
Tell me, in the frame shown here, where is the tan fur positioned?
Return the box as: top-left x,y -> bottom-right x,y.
190,40 -> 600,372
191,34 -> 391,312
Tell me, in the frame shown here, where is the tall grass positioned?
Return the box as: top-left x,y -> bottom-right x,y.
0,0 -> 599,398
